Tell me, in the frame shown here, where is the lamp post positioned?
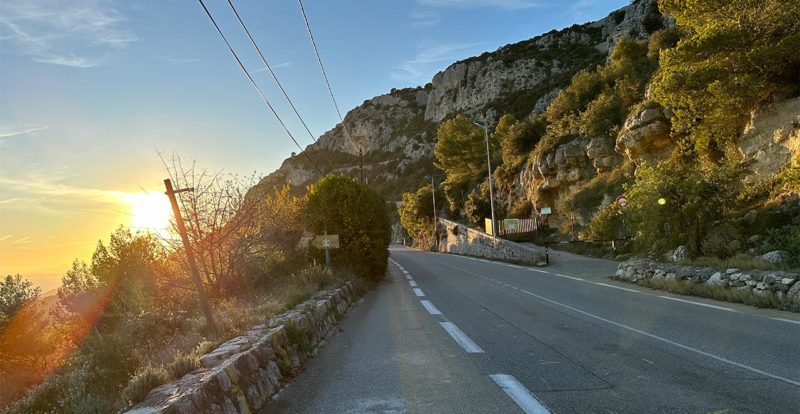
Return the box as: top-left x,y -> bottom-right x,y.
424,175 -> 437,250
473,118 -> 497,237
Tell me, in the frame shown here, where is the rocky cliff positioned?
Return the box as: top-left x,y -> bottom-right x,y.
253,0 -> 669,201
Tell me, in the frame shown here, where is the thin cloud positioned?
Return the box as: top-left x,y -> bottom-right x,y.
0,125 -> 50,139
392,42 -> 485,83
410,10 -> 440,28
252,61 -> 292,73
415,0 -> 542,10
157,55 -> 199,64
0,0 -> 137,67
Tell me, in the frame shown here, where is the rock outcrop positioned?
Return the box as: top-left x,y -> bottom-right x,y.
616,107 -> 673,162
738,96 -> 800,182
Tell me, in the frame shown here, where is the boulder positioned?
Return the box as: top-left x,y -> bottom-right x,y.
788,281 -> 800,311
616,107 -> 673,162
760,250 -> 789,264
672,245 -> 688,262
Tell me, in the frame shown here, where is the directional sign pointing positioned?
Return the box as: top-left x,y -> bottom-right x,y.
313,234 -> 340,249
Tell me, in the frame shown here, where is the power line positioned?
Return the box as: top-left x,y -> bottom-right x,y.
225,0 -> 334,169
296,0 -> 360,154
196,0 -> 323,175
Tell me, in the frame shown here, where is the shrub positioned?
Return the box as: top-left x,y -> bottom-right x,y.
508,199 -> 533,219
701,223 -> 742,259
764,216 -> 800,267
305,175 -> 391,281
166,354 -> 200,379
120,366 -> 169,407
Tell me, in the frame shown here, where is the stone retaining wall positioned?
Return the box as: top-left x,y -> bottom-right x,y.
125,282 -> 357,414
436,219 -> 545,265
616,259 -> 800,310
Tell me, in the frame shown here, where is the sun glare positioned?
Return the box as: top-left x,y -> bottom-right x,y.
126,193 -> 173,237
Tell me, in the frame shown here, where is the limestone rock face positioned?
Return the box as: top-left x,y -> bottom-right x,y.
738,96 -> 800,182
616,107 -> 673,162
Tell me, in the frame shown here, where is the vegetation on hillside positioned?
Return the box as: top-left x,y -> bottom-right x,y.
400,0 -> 799,268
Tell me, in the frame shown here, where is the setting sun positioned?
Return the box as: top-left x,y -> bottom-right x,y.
125,193 -> 173,237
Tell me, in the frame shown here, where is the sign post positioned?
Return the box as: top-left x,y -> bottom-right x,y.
313,234 -> 340,267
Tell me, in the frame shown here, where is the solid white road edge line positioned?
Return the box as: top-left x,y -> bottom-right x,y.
594,282 -> 639,292
658,295 -> 736,312
443,263 -> 800,387
771,317 -> 800,325
440,322 -> 484,353
420,300 -> 442,315
490,374 -> 551,414
413,288 -> 425,297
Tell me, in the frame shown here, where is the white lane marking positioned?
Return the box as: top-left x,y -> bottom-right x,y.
594,282 -> 639,293
405,275 -> 413,281
409,280 -> 418,287
771,317 -> 800,325
553,273 -> 585,281
508,264 -> 523,269
420,300 -> 442,315
440,322 -> 484,353
658,296 -> 736,312
490,374 -> 551,414
402,270 -> 410,274
529,269 -> 549,274
413,288 -> 425,297
442,263 -> 800,387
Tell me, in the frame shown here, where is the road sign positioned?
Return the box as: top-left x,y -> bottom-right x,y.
503,219 -> 519,232
540,207 -> 552,215
485,218 -> 494,235
312,234 -> 340,249
616,194 -> 628,209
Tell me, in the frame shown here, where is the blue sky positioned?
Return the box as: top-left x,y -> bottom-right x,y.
0,0 -> 627,287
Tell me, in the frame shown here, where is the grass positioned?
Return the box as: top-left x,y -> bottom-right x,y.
612,276 -> 793,311
120,366 -> 169,407
682,254 -> 796,272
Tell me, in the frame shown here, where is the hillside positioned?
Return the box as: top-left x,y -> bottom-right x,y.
252,0 -> 667,200
254,0 -> 799,265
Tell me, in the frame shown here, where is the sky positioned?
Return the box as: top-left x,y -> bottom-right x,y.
0,0 -> 627,291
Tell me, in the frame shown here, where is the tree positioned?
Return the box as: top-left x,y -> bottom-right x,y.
398,184 -> 437,248
305,174 -> 391,281
434,114 -> 500,212
464,180 -> 506,227
0,274 -> 41,329
496,114 -> 545,170
652,0 -> 800,159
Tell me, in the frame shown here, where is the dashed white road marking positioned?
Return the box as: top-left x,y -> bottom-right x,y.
405,275 -> 413,281
490,374 -> 551,414
440,262 -> 800,387
658,296 -> 736,312
440,322 -> 484,353
420,300 -> 442,315
409,280 -> 418,287
413,288 -> 425,297
594,282 -> 639,293
771,317 -> 800,325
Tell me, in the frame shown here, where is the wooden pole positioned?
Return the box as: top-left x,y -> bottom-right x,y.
164,178 -> 217,332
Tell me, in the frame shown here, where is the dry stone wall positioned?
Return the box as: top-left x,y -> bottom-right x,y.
616,259 -> 800,311
436,219 -> 545,265
124,282 -> 357,414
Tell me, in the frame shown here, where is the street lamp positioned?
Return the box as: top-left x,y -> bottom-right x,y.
473,118 -> 497,237
424,175 -> 437,250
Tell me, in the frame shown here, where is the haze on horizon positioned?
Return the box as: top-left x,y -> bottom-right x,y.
0,0 -> 627,290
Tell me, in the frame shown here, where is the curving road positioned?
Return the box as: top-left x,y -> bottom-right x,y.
265,246 -> 800,413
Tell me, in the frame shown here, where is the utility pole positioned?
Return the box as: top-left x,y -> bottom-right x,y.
425,175 -> 438,251
164,179 -> 217,332
473,118 -> 497,237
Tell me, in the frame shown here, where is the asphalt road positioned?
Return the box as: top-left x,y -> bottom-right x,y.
265,246 -> 800,413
